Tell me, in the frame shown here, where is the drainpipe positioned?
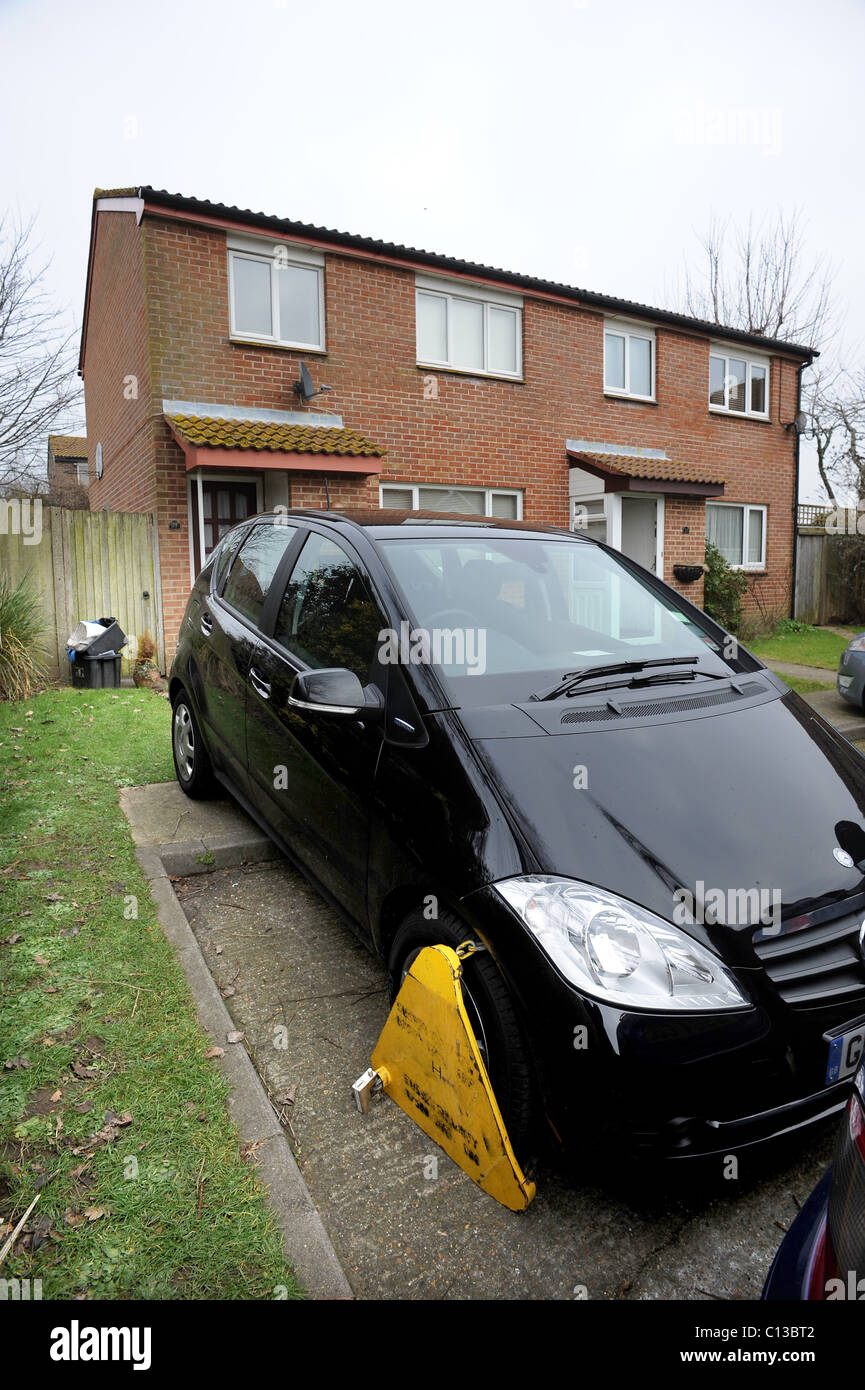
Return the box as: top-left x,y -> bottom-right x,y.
791,361 -> 805,619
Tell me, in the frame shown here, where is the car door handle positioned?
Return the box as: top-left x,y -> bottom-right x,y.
249,667 -> 271,699
200,612 -> 213,636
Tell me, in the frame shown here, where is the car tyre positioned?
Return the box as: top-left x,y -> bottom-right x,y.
388,909 -> 536,1155
171,692 -> 216,799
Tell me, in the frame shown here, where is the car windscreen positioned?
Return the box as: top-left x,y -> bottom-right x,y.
378,534 -> 729,706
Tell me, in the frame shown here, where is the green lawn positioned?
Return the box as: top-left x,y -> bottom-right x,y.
747,625 -> 851,671
777,674 -> 834,695
0,686 -> 300,1300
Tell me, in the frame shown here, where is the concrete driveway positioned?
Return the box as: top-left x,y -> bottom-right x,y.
157,825 -> 835,1301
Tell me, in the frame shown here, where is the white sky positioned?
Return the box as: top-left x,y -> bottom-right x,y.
3,0 -> 862,500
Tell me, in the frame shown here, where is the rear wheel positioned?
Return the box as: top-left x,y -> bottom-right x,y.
388,909 -> 536,1154
171,692 -> 216,799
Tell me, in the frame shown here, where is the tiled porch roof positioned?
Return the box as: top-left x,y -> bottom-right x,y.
568,450 -> 725,491
166,414 -> 385,457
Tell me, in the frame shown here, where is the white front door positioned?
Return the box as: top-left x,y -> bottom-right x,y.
620,494 -> 660,574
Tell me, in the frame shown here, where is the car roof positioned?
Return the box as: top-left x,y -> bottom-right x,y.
253,507 -> 584,542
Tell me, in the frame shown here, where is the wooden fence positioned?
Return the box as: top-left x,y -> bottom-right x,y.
795,520 -> 865,626
0,503 -> 165,679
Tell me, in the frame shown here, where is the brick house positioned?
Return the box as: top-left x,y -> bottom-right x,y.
47,434 -> 89,509
79,186 -> 814,662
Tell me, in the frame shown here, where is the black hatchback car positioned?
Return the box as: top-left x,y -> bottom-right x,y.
170,509 -> 865,1160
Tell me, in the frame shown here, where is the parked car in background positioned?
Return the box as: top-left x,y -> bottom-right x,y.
169,509 -> 865,1162
764,1057 -> 865,1299
838,633 -> 865,708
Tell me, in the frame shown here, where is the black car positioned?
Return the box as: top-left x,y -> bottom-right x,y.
169,509 -> 865,1160
763,1058 -> 865,1299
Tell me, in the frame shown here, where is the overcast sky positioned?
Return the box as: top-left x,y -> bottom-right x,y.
3,0 -> 862,500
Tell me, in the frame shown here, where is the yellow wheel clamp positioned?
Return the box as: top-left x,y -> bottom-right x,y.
352,941 -> 536,1212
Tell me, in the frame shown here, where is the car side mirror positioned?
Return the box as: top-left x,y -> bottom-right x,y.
288,668 -> 382,717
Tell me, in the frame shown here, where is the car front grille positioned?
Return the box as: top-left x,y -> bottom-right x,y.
752,903 -> 865,1008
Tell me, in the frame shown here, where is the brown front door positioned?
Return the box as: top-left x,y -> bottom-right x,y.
190,480 -> 259,574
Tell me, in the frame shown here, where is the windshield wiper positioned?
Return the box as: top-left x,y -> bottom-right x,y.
529,656 -> 720,702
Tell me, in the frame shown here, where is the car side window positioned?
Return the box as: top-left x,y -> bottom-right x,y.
222,523 -> 298,627
213,524 -> 250,593
274,532 -> 384,683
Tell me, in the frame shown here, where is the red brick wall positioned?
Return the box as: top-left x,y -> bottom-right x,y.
84,211 -> 154,514
86,208 -> 803,652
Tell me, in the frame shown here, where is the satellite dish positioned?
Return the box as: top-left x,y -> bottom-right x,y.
292,361 -> 332,403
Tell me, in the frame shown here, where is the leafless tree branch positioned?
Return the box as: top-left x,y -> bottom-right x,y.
0,214 -> 83,493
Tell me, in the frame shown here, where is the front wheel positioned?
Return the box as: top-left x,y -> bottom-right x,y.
171,693 -> 216,799
388,909 -> 536,1155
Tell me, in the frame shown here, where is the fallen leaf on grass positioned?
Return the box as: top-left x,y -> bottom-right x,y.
70,1061 -> 99,1079
50,1089 -> 62,1102
64,1210 -> 85,1227
33,954 -> 50,965
83,1205 -> 106,1223
2,933 -> 23,945
204,1045 -> 225,1059
4,1056 -> 31,1070
70,1111 -> 133,1155
44,894 -> 63,903
73,1100 -> 93,1114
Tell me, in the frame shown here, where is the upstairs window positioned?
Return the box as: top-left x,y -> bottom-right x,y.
228,235 -> 324,350
603,322 -> 655,400
415,275 -> 522,379
709,349 -> 769,418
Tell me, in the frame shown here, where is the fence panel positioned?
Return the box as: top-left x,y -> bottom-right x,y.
0,504 -> 164,679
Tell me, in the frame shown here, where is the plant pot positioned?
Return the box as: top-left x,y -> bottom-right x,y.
133,660 -> 159,689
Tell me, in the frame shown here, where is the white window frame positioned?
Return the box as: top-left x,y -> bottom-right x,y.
187,470 -> 265,586
415,274 -> 523,381
379,482 -> 523,519
227,233 -> 325,351
603,320 -> 656,402
706,501 -> 767,570
708,346 -> 770,419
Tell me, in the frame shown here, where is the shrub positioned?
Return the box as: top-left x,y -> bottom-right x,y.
136,628 -> 156,663
703,542 -> 749,634
0,571 -> 47,701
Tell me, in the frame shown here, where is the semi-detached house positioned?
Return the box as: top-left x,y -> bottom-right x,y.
79,186 -> 815,661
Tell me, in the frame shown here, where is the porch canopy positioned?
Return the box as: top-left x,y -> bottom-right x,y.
165,413 -> 385,475
567,447 -> 725,496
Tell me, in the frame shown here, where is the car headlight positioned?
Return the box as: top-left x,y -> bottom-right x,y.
845,635 -> 865,654
493,876 -> 749,1011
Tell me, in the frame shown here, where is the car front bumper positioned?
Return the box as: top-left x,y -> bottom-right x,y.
463,884 -> 860,1160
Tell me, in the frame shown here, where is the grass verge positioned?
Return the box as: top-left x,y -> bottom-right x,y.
779,674 -> 834,695
0,686 -> 300,1299
747,625 -> 849,671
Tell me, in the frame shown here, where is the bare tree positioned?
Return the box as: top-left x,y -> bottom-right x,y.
800,365 -> 865,506
0,215 -> 83,494
680,210 -> 836,350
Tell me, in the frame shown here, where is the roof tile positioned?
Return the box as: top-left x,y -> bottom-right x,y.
166,414 -> 385,458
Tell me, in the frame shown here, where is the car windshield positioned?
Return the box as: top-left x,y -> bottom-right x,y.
379,534 -> 730,706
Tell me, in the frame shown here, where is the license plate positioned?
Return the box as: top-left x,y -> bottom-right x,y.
826,1022 -> 865,1084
